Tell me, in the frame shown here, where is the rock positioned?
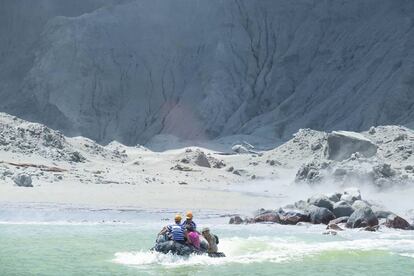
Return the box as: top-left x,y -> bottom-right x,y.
327,223 -> 343,231
405,165 -> 413,171
266,159 -> 281,166
232,144 -> 250,154
308,195 -> 334,211
352,200 -> 371,210
70,151 -> 86,163
254,208 -> 274,217
385,215 -> 411,230
294,200 -> 309,210
329,216 -> 350,225
364,225 -> 379,232
340,188 -> 361,203
226,166 -> 234,172
325,131 -> 377,161
308,206 -> 336,224
295,161 -> 326,183
170,164 -> 193,171
13,173 -> 33,187
229,216 -> 244,225
253,212 -> 280,223
368,127 -> 376,135
346,207 -> 378,228
233,169 -> 247,176
323,230 -> 338,236
332,201 -> 354,217
327,193 -> 341,203
373,163 -> 396,178
278,209 -> 310,225
374,210 -> 394,219
194,150 -> 211,168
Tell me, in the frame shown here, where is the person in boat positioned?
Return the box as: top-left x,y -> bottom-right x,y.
185,224 -> 201,250
182,211 -> 197,231
158,214 -> 186,244
201,227 -> 218,253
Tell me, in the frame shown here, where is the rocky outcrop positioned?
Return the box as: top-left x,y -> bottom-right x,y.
325,131 -> 377,161
229,190 -> 412,232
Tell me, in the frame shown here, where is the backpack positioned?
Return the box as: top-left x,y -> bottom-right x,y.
214,235 -> 219,244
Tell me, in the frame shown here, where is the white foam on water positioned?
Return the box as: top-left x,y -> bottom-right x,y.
113,235 -> 414,268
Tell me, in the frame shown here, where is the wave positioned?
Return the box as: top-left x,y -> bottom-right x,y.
113,235 -> 414,268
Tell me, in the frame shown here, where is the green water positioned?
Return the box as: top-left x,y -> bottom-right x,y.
1,223 -> 413,276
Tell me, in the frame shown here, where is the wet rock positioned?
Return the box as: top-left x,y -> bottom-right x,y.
323,230 -> 337,236
364,225 -> 379,232
229,216 -> 244,225
374,210 -> 394,219
329,216 -> 350,225
308,206 -> 336,225
13,173 -> 33,187
332,201 -> 354,217
308,195 -> 334,211
325,131 -> 377,161
346,207 -> 378,228
326,223 -> 343,231
278,209 -> 310,225
253,212 -> 280,223
385,215 -> 411,230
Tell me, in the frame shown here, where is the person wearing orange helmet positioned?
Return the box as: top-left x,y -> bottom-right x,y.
181,211 -> 197,231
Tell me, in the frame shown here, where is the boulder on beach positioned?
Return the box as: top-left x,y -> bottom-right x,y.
308,195 -> 334,211
340,188 -> 362,203
229,216 -> 244,225
329,216 -> 350,225
253,212 -> 280,223
374,210 -> 395,219
327,193 -> 342,203
385,214 -> 411,230
12,173 -> 33,187
278,209 -> 310,225
325,131 -> 377,161
352,200 -> 371,210
333,201 -> 354,217
346,207 -> 378,228
308,206 -> 336,224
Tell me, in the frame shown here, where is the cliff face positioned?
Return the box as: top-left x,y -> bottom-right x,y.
1,0 -> 414,145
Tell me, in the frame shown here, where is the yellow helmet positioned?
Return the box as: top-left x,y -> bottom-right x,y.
175,214 -> 182,221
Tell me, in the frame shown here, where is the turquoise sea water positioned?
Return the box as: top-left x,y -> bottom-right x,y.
1,215 -> 414,276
